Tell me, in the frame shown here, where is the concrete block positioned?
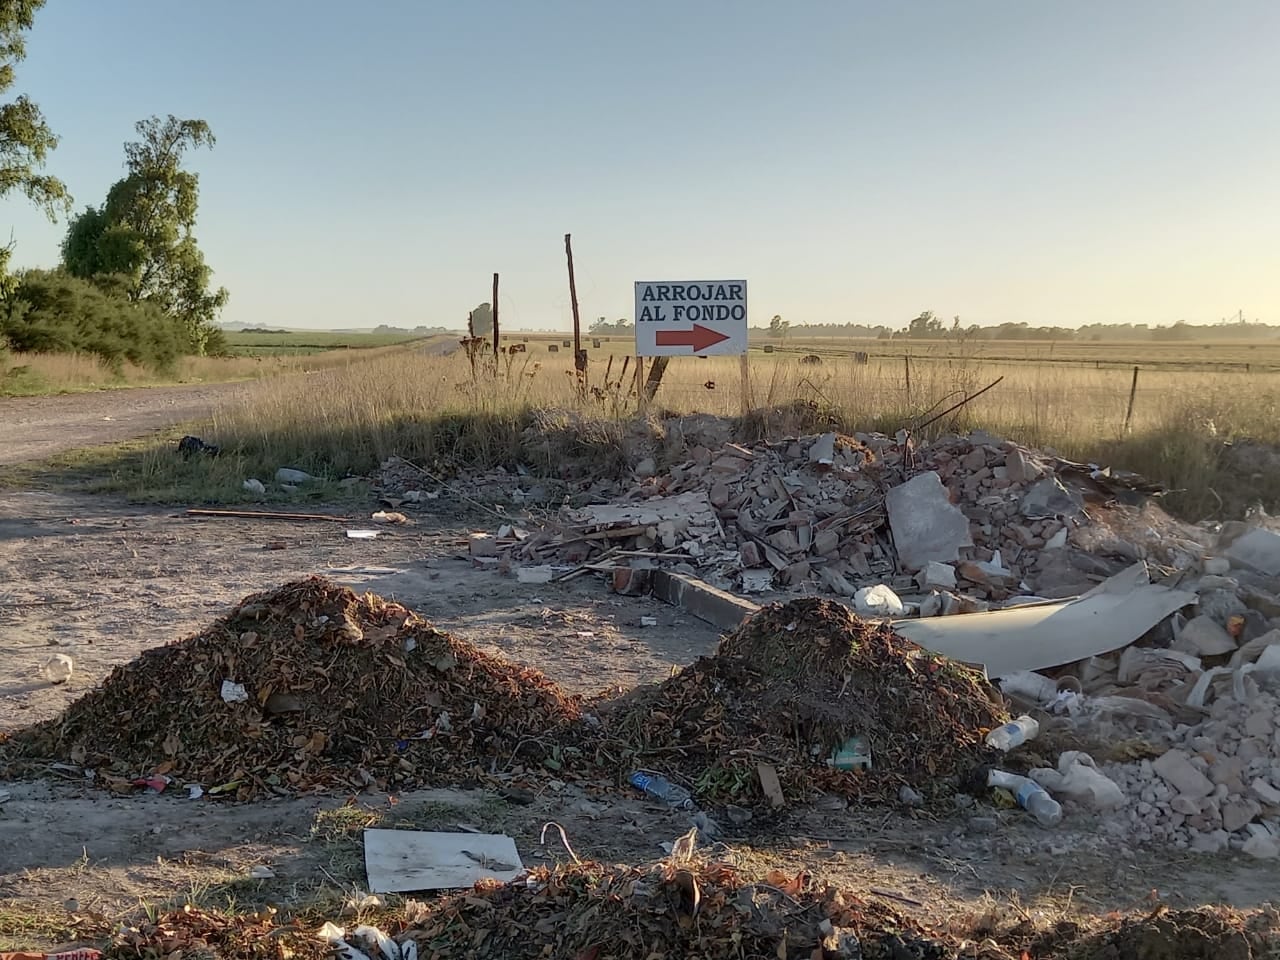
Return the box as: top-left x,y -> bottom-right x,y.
1227,528 -> 1280,577
651,570 -> 760,632
1174,616 -> 1238,656
885,471 -> 973,572
516,565 -> 555,584
1005,447 -> 1042,484
469,533 -> 500,558
1252,778 -> 1280,806
1223,796 -> 1262,832
1202,556 -> 1231,576
1153,749 -> 1215,799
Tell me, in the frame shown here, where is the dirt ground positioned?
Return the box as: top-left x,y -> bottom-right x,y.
0,383 -> 244,466
1,491 -> 1277,949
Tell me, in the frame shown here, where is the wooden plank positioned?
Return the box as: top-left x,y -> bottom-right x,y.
363,829 -> 523,893
187,509 -> 351,523
757,762 -> 785,808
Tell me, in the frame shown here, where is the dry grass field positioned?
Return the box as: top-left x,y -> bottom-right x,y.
0,336 -> 436,396
61,334 -> 1279,521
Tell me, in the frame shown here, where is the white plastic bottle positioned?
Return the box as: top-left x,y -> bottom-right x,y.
985,715 -> 1040,751
988,769 -> 1063,826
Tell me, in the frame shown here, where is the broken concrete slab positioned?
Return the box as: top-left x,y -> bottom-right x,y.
1152,750 -> 1215,800
739,568 -> 775,594
571,490 -> 717,528
1019,477 -> 1084,521
1005,447 -> 1043,484
916,561 -> 957,591
1226,527 -> 1280,577
893,563 -> 1197,678
808,432 -> 836,467
885,471 -> 972,572
651,570 -> 760,632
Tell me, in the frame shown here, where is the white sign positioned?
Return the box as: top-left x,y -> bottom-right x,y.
633,280 -> 748,356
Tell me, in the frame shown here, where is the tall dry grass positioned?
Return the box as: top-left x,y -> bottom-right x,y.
121,348 -> 1280,520
0,342 -> 426,396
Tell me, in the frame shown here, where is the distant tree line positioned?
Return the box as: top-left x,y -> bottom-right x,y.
755,311 -> 1280,342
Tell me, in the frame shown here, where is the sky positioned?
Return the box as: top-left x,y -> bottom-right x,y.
2,0 -> 1279,331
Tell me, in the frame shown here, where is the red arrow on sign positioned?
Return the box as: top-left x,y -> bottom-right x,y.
654,324 -> 731,352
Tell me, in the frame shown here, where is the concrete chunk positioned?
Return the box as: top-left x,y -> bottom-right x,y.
651,570 -> 760,632
1153,749 -> 1215,800
1005,447 -> 1042,484
1251,779 -> 1280,806
1019,477 -> 1084,521
916,561 -> 957,591
885,471 -> 973,572
1222,796 -> 1262,832
1226,527 -> 1280,577
1174,616 -> 1238,656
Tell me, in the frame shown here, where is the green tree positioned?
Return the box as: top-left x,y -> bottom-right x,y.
767,314 -> 789,338
1,268 -> 184,371
0,0 -> 68,219
589,316 -> 632,335
61,115 -> 227,353
907,310 -> 944,337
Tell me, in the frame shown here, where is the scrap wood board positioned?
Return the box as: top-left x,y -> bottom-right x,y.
363,829 -> 524,892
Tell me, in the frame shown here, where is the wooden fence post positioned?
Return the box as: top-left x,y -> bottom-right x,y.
1123,366 -> 1139,433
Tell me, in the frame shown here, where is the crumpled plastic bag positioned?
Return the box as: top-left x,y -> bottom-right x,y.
1029,751 -> 1126,810
853,584 -> 904,618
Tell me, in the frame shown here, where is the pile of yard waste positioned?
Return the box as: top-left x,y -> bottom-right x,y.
5,578 -> 584,799
601,597 -> 1009,806
97,873 -> 1280,960
106,862 -> 949,960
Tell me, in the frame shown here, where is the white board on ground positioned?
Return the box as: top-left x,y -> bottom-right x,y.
363,829 -> 524,892
634,280 -> 748,356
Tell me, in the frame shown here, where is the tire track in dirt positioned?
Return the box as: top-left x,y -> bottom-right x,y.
0,382 -> 247,465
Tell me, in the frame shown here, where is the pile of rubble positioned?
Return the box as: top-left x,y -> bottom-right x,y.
602,597 -> 1008,806
454,418 -> 1181,610
976,523 -> 1280,857
5,579 -> 585,799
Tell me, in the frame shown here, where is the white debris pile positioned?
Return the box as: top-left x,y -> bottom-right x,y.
452,418 -> 1181,600
1100,680 -> 1280,858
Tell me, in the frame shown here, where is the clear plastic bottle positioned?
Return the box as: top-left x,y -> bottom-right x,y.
629,771 -> 694,810
985,715 -> 1040,751
987,769 -> 1062,826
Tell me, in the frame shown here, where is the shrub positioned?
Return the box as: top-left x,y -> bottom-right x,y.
0,269 -> 185,372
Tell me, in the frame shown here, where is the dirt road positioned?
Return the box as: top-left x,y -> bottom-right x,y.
0,382 -> 246,466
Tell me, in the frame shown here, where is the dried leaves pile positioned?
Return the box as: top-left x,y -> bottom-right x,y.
107,905 -> 328,960
7,585 -> 1008,811
87,882 -> 1280,960
604,598 -> 1009,805
7,578 -> 584,799
394,861 -> 950,960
